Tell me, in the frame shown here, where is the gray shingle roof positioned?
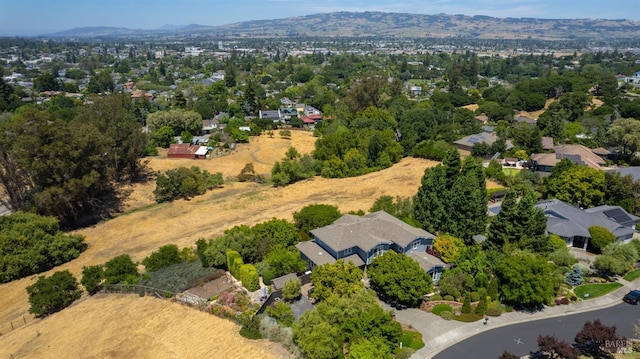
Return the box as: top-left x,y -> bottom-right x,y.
295,241 -> 336,267
609,167 -> 640,182
535,199 -> 636,239
271,273 -> 298,290
407,252 -> 446,273
310,211 -> 435,253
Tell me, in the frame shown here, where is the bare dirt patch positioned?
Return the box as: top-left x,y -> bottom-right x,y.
0,295 -> 290,359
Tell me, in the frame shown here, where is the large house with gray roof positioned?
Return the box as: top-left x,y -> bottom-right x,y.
535,199 -> 638,249
295,211 -> 446,282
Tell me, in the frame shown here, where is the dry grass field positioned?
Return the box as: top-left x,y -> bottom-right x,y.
0,129 -> 499,357
0,295 -> 290,359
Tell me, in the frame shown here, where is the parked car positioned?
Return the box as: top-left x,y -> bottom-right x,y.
623,290 -> 640,305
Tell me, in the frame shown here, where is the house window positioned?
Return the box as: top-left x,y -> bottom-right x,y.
374,247 -> 384,258
412,241 -> 419,250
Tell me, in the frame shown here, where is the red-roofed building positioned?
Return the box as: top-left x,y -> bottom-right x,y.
167,144 -> 208,159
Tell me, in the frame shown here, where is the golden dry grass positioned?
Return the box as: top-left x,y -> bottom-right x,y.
0,129 -> 496,356
0,295 -> 290,359
461,103 -> 479,112
515,98 -> 556,120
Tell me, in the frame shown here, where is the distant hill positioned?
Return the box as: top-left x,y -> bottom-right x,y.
48,12 -> 640,40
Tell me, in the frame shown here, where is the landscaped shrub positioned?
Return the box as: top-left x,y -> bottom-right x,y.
238,264 -> 260,291
564,265 -> 584,287
439,311 -> 454,320
431,303 -> 453,315
470,291 -> 480,302
430,294 -> 443,301
454,313 -> 483,322
103,254 -> 138,285
142,244 -> 183,272
259,316 -> 302,357
395,348 -> 416,359
461,293 -> 472,313
239,314 -> 262,339
267,301 -> 294,327
560,297 -> 570,305
485,307 -> 502,316
26,270 -> 81,317
226,250 -> 243,277
443,295 -> 455,301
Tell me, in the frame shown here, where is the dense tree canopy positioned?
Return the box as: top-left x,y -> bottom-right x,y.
368,251 -> 433,307
293,290 -> 401,359
0,212 -> 86,283
0,95 -> 147,224
27,270 -> 81,317
487,187 -> 548,252
310,260 -> 364,302
146,109 -> 203,135
293,204 -> 342,235
414,152 -> 487,242
496,252 -> 555,307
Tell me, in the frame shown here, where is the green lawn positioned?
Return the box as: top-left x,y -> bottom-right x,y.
502,167 -> 522,176
623,268 -> 640,281
573,282 -> 623,300
399,329 -> 425,350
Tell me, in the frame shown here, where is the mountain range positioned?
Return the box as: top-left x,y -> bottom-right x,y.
48,11 -> 640,40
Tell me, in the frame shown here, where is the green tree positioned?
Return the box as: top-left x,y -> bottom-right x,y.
588,226 -> 615,254
461,292 -> 472,314
368,251 -> 432,307
574,319 -> 621,358
496,252 -> 555,307
607,118 -> 640,160
546,166 -> 605,208
593,242 -> 639,276
104,254 -> 138,285
142,244 -> 182,272
310,260 -> 364,302
81,265 -> 104,295
487,187 -> 548,251
267,301 -> 295,327
348,337 -> 393,359
433,234 -> 466,264
293,204 -> 342,234
251,218 -> 300,260
153,126 -> 175,148
147,109 -> 203,136
0,212 -> 87,283
153,166 -> 223,202
238,264 -> 260,291
265,247 -> 306,278
27,270 -> 81,317
282,278 -> 302,301
293,290 -> 400,359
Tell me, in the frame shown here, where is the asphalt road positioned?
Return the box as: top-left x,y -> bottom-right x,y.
433,302 -> 639,359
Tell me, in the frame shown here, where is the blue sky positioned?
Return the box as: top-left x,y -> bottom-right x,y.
0,0 -> 638,35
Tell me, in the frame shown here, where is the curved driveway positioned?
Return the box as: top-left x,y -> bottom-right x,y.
433,302 -> 638,359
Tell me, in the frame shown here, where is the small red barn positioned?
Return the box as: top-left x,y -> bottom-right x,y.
167,144 -> 203,159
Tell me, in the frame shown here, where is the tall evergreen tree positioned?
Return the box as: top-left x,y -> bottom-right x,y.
414,153 -> 487,241
487,187 -> 548,252
414,164 -> 448,235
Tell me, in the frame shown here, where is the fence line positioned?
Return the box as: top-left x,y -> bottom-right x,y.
0,314 -> 34,336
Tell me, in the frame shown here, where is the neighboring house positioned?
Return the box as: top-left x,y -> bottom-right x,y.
514,115 -> 537,125
623,71 -> 640,88
280,97 -> 294,107
409,86 -> 422,96
453,132 -> 514,152
295,211 -> 446,282
259,110 -> 282,122
531,144 -> 606,173
201,119 -> 219,134
474,114 -> 489,124
535,199 -> 639,249
541,136 -> 555,151
608,166 -> 640,182
167,144 -> 208,159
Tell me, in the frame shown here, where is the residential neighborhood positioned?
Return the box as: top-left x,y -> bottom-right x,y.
2,7 -> 640,359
